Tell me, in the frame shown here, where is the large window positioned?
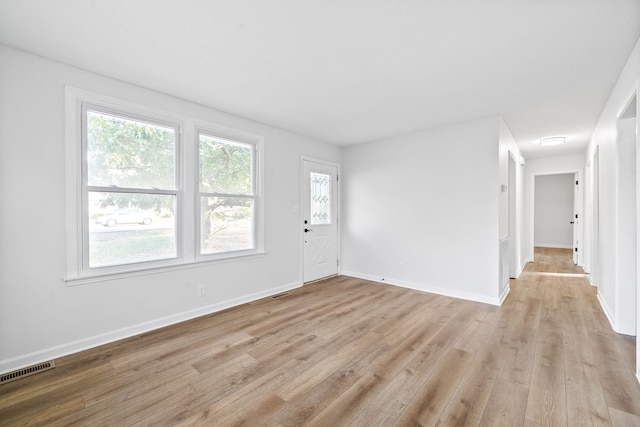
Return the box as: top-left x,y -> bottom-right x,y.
199,132 -> 256,255
66,88 -> 263,282
84,107 -> 179,268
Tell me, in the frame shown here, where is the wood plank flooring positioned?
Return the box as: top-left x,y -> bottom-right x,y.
2,247 -> 640,426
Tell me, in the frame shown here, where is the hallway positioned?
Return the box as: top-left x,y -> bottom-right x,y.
513,246 -> 640,424
523,247 -> 585,275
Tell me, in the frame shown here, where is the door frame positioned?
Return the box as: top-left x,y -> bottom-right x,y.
529,169 -> 584,266
300,156 -> 341,283
573,172 -> 580,265
616,87 -> 638,380
508,151 -> 518,278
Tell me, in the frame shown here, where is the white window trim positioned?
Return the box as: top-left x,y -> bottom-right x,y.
81,103 -> 184,272
195,129 -> 260,261
65,87 -> 265,285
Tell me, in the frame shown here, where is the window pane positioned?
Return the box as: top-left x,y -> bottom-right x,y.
87,111 -> 176,189
88,192 -> 176,267
201,196 -> 254,254
199,134 -> 253,194
310,172 -> 331,225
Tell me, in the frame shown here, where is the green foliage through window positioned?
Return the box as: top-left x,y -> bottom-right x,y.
87,111 -> 175,190
85,109 -> 178,267
80,103 -> 259,271
199,133 -> 255,254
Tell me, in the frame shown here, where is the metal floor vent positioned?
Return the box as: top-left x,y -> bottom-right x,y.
1,361 -> 55,385
270,292 -> 292,300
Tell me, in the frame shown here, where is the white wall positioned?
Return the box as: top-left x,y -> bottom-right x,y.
522,154 -> 585,263
341,117 -> 504,305
0,45 -> 341,373
585,37 -> 640,337
534,174 -> 574,248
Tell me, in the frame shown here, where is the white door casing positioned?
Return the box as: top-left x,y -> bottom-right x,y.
508,152 -> 517,278
302,159 -> 338,283
573,173 -> 579,265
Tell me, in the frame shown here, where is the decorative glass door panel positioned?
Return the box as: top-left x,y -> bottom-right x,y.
310,172 -> 331,225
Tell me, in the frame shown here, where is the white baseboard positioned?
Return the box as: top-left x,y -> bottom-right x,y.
341,271 -> 502,306
499,283 -> 510,305
597,291 -> 616,332
595,290 -> 635,335
0,281 -> 302,375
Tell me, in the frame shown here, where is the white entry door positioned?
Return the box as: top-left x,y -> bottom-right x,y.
302,160 -> 338,283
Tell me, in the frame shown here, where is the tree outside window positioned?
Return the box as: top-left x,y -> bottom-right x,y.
84,110 -> 257,269
198,133 -> 255,254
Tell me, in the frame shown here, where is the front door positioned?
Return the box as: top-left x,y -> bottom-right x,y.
302,160 -> 338,283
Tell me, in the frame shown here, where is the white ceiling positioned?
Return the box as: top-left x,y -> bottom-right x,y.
1,1 -> 639,159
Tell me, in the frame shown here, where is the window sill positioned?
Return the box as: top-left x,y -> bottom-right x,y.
65,251 -> 266,286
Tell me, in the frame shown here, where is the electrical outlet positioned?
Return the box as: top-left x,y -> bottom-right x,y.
399,262 -> 405,271
197,284 -> 206,297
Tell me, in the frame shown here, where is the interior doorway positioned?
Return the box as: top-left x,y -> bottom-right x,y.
616,91 -> 638,373
533,173 -> 576,253
508,153 -> 518,278
615,106 -> 636,333
572,173 -> 580,265
590,148 -> 601,284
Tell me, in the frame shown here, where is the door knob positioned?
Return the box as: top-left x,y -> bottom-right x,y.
304,228 -> 313,233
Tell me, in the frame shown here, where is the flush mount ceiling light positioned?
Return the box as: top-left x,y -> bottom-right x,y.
539,136 -> 566,146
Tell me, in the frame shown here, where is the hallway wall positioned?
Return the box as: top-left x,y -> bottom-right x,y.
585,37 -> 640,337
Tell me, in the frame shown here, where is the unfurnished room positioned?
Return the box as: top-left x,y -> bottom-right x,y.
2,1 -> 640,425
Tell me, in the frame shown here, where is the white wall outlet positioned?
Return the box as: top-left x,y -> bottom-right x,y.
197,284 -> 206,297
399,262 -> 405,271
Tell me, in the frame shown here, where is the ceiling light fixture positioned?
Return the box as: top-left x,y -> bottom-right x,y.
539,136 -> 566,146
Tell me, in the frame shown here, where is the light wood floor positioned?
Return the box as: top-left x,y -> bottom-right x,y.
2,247 -> 640,426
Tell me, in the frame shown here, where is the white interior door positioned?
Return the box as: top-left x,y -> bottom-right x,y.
302,160 -> 338,283
591,148 -> 601,285
573,173 -> 579,265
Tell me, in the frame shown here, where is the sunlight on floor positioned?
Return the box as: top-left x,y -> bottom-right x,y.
521,271 -> 588,278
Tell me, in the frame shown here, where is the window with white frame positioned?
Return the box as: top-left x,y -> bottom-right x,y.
66,88 -> 263,281
198,132 -> 256,255
84,106 -> 179,269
